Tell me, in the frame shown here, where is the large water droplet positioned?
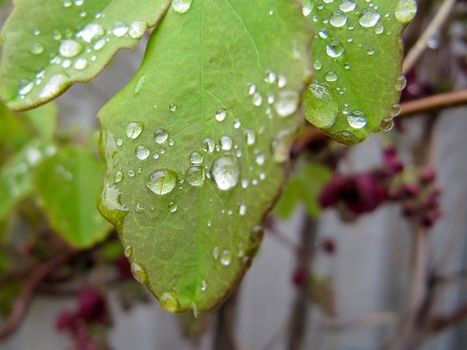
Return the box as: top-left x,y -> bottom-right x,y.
211,156 -> 239,191
395,0 -> 417,24
126,122 -> 144,139
146,169 -> 177,195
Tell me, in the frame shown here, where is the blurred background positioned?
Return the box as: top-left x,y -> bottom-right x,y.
0,0 -> 466,349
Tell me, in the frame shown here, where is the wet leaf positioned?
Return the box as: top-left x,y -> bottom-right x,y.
303,0 -> 416,144
99,1 -> 312,312
276,163 -> 332,219
35,146 -> 111,248
0,0 -> 171,111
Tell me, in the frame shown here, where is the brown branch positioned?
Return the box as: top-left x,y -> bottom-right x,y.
400,89 -> 467,117
0,250 -> 79,340
287,215 -> 318,350
430,302 -> 467,333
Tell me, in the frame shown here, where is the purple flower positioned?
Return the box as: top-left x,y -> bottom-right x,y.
320,173 -> 387,215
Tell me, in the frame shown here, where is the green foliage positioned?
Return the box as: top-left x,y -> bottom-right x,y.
275,163 -> 332,219
0,0 -> 417,314
0,0 -> 170,111
35,146 -> 112,248
98,0 -> 312,312
0,141 -> 54,220
303,0 -> 416,144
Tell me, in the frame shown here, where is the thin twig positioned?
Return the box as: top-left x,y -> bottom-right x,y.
403,0 -> 457,74
430,302 -> 467,332
400,89 -> 467,117
0,250 -> 79,340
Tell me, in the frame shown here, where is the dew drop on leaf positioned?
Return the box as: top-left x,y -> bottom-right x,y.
211,156 -> 239,191
126,122 -> 144,139
146,169 -> 177,195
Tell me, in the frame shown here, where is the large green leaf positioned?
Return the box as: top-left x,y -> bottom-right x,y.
0,0 -> 171,111
35,146 -> 111,248
99,0 -> 312,312
303,0 -> 416,144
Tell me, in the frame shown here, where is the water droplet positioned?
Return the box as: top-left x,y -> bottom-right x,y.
211,156 -> 239,191
39,74 -> 68,99
114,170 -> 124,184
186,166 -> 205,187
326,40 -> 344,58
190,151 -> 204,165
59,39 -> 83,58
339,0 -> 356,12
347,110 -> 368,129
215,108 -> 227,122
160,292 -> 179,312
220,135 -> 233,151
201,280 -> 208,292
275,91 -> 299,117
154,129 -> 169,144
30,42 -> 44,55
129,21 -> 148,39
330,10 -> 347,27
77,23 -> 104,43
172,0 -> 192,13
126,122 -> 144,139
136,145 -> 150,160
131,262 -> 147,284
272,128 -> 296,163
19,81 -> 34,96
359,9 -> 381,28
146,169 -> 177,195
134,75 -> 146,95
74,58 -> 88,70
169,104 -> 177,112
168,201 -> 178,213
220,250 -> 232,266
245,129 -> 256,145
395,0 -> 417,24
112,21 -> 129,37
124,245 -> 133,258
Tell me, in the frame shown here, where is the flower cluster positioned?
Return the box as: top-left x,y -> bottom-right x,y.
56,287 -> 111,350
319,147 -> 442,228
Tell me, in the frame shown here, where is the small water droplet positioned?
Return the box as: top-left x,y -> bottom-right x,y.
172,0 -> 192,14
211,156 -> 239,191
131,262 -> 147,284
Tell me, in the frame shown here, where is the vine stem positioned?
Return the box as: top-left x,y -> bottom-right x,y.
287,215 -> 317,350
0,250 -> 79,340
403,0 -> 457,74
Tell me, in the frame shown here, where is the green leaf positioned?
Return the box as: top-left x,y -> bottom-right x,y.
0,102 -> 35,164
35,145 -> 111,248
0,141 -> 55,220
99,1 -> 312,312
303,0 -> 416,144
275,162 -> 332,219
0,0 -> 171,111
24,102 -> 57,140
